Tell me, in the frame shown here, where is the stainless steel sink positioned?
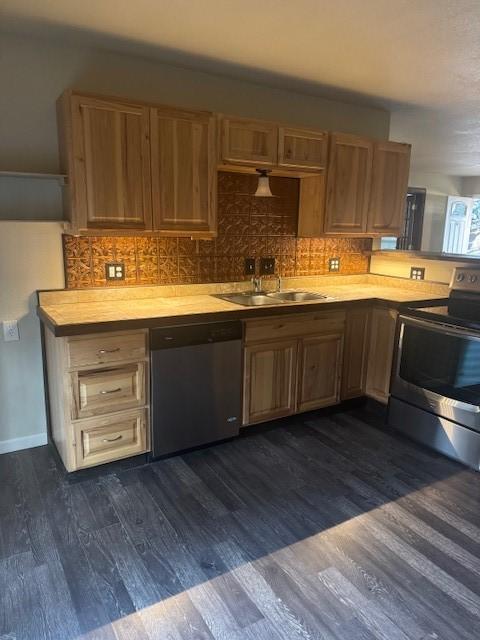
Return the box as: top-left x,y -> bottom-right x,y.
267,291 -> 328,302
214,292 -> 284,307
213,290 -> 330,307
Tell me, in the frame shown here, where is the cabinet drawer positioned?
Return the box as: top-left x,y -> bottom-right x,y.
68,331 -> 147,368
74,409 -> 147,469
71,362 -> 146,419
244,311 -> 345,343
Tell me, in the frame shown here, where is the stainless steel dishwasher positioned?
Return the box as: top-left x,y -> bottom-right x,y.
150,321 -> 242,458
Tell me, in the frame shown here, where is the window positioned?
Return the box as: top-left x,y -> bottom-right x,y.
380,237 -> 398,250
443,196 -> 480,255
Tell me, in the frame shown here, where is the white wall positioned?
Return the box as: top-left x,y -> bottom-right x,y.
0,222 -> 64,452
408,170 -> 463,252
0,33 -> 390,452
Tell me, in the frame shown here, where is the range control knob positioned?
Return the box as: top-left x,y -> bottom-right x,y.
456,272 -> 465,282
470,274 -> 478,283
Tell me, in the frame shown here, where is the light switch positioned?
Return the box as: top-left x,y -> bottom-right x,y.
3,320 -> 20,342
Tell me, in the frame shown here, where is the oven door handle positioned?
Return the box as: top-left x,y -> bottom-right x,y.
399,314 -> 480,342
401,383 -> 480,414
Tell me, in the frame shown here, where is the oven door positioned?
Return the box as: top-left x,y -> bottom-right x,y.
392,315 -> 480,431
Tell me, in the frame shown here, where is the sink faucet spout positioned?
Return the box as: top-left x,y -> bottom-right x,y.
251,276 -> 263,293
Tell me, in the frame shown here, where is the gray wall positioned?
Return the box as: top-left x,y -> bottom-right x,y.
462,176 -> 480,196
408,170 -> 463,252
1,33 -> 390,175
0,32 -> 390,451
0,222 -> 64,452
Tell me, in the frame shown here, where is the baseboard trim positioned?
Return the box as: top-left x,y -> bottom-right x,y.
0,432 -> 48,455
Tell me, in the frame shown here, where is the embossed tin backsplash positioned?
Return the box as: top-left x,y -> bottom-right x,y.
63,171 -> 371,288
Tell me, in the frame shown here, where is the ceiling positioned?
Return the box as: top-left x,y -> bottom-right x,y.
2,0 -> 480,175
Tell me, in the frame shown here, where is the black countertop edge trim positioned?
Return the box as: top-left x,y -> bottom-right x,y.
38,296 -> 449,337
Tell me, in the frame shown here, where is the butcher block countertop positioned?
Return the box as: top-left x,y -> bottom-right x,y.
38,274 -> 449,337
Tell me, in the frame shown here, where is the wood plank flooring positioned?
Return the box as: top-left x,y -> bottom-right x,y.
1,405 -> 480,639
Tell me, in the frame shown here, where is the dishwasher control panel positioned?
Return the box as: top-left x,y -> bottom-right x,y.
150,321 -> 242,350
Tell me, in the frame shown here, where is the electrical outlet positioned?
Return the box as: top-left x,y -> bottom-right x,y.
328,257 -> 340,272
244,258 -> 256,276
410,267 -> 425,280
260,257 -> 275,275
3,320 -> 20,342
105,262 -> 125,280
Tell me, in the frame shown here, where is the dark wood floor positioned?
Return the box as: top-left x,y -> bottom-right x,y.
2,405 -> 480,640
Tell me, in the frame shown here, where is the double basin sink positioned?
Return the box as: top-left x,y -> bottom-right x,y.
213,290 -> 331,307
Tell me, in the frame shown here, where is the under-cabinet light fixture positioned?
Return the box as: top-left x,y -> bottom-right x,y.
254,169 -> 274,197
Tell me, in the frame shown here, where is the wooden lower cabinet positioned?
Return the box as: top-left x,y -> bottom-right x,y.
365,307 -> 398,403
297,333 -> 343,412
243,339 -> 297,425
242,305 -> 399,424
341,307 -> 370,400
44,327 -> 150,471
242,311 -> 346,425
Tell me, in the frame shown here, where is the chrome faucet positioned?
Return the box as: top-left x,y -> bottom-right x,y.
251,276 -> 263,293
275,274 -> 282,292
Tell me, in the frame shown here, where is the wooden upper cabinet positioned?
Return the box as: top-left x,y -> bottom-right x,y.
150,107 -> 216,235
324,133 -> 373,235
57,91 -> 217,236
278,127 -> 328,171
220,116 -> 277,167
367,141 -> 411,235
61,93 -> 153,231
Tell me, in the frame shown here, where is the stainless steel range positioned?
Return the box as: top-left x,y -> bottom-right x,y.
389,266 -> 480,470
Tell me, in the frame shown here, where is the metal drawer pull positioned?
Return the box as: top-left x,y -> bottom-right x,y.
100,387 -> 122,395
97,348 -> 120,355
102,435 -> 122,443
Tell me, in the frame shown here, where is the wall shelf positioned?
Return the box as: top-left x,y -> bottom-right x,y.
0,171 -> 67,185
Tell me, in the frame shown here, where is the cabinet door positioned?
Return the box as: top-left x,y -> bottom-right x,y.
151,107 -> 216,236
365,307 -> 398,403
367,141 -> 411,235
70,95 -> 152,230
220,116 -> 277,167
341,307 -> 370,399
278,127 -> 328,171
297,333 -> 343,412
325,133 -> 373,235
243,340 -> 297,425
297,174 -> 326,237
